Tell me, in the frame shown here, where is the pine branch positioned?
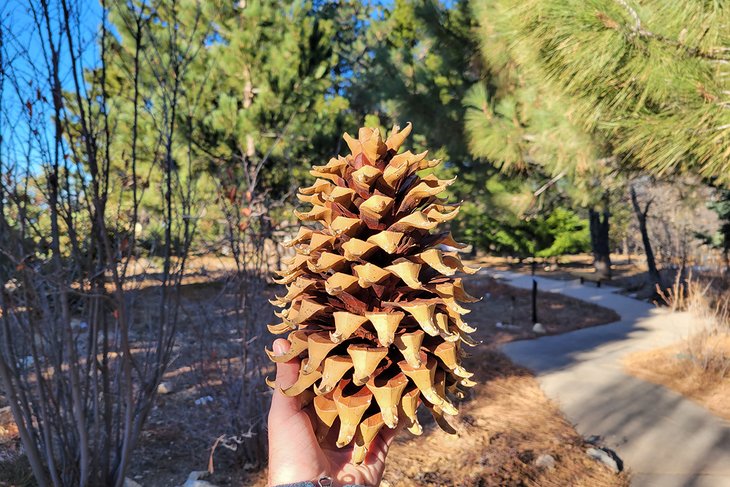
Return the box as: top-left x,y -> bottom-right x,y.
612,0 -> 730,61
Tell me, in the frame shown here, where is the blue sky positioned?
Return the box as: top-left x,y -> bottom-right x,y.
1,1 -> 103,173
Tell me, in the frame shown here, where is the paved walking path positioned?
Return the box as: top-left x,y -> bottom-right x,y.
487,270 -> 730,487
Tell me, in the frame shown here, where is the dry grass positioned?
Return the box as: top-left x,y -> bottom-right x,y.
624,333 -> 730,420
624,272 -> 730,420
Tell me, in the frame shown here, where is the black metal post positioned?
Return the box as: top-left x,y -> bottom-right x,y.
532,279 -> 538,324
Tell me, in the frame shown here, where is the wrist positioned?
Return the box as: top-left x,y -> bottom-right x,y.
269,469 -> 337,487
270,475 -> 336,487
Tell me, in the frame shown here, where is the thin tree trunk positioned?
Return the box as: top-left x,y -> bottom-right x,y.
630,185 -> 663,290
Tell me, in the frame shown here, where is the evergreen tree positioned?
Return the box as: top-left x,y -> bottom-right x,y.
353,0 -> 481,168
193,0 -> 352,194
97,0 -> 364,249
465,0 -> 621,276
474,0 -> 730,184
356,1 -> 591,258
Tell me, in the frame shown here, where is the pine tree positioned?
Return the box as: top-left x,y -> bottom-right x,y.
357,1 -> 589,259
193,0 -> 351,195
465,0 -> 620,276
353,0 -> 481,167
98,0 -> 362,249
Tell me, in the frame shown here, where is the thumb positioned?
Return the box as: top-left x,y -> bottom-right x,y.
269,338 -> 303,416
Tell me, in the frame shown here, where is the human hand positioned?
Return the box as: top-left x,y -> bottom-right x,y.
267,338 -> 399,487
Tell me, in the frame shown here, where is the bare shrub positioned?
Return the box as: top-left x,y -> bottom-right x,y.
199,152 -> 295,471
183,271 -> 272,472
0,1 -> 205,485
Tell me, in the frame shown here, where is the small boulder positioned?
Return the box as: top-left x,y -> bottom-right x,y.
194,395 -> 214,406
535,453 -> 556,470
586,447 -> 621,473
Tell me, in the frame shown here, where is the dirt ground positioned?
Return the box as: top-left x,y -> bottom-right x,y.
463,274 -> 619,344
1,271 -> 627,487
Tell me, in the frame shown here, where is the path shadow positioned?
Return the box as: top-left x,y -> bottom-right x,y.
490,269 -> 730,484
561,367 -> 730,482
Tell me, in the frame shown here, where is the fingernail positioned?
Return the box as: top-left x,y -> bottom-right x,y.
273,341 -> 286,356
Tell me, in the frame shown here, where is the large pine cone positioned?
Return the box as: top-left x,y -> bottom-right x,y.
268,123 -> 479,464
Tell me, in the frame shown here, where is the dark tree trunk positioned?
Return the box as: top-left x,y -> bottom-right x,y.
589,207 -> 612,279
720,225 -> 730,274
630,185 -> 663,290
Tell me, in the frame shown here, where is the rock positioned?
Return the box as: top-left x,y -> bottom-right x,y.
182,471 -> 218,487
586,447 -> 621,473
585,435 -> 602,445
124,478 -> 143,487
157,381 -> 174,395
535,453 -> 556,470
496,321 -> 521,331
532,323 -> 546,334
194,395 -> 214,406
71,318 -> 88,331
17,356 -> 34,369
3,279 -> 19,293
0,406 -> 12,422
